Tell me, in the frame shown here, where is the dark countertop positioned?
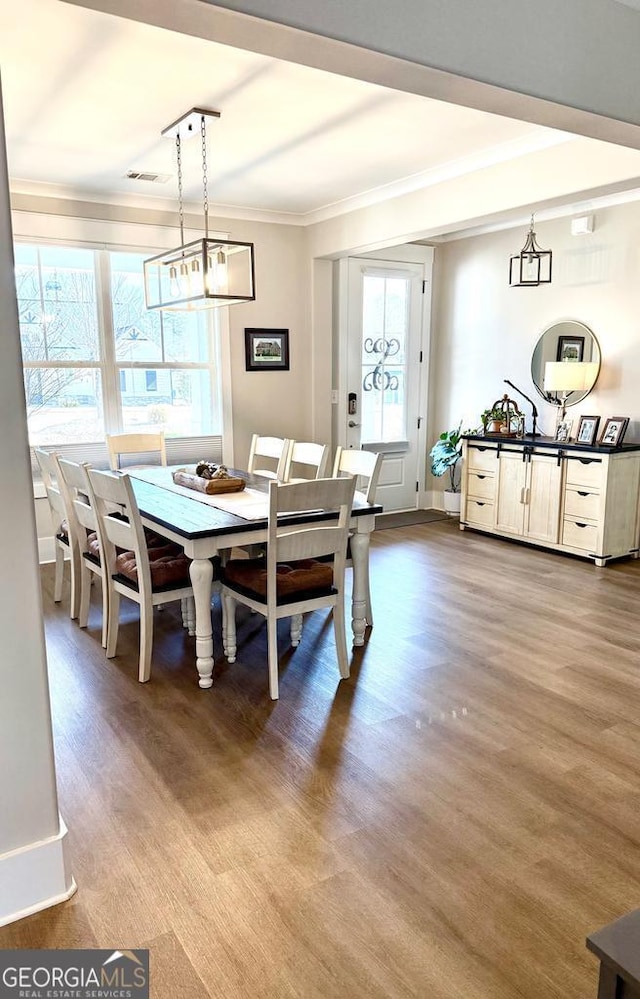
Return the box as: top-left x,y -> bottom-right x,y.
463,433 -> 640,455
587,909 -> 640,989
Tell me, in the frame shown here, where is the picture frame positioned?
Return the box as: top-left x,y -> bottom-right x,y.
599,416 -> 629,447
555,419 -> 573,443
556,335 -> 585,363
576,415 -> 601,446
244,328 -> 290,371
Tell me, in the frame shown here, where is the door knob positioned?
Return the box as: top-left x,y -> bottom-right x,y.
348,420 -> 360,428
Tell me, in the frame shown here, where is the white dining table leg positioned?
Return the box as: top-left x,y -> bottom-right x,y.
349,530 -> 370,647
189,557 -> 214,688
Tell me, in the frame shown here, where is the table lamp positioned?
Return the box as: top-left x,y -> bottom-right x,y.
544,361 -> 599,421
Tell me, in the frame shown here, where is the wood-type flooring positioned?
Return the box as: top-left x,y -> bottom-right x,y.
3,520 -> 640,998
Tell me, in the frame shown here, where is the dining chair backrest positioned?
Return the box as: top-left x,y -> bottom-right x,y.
87,469 -> 148,584
35,448 -> 74,609
87,468 -> 193,683
284,441 -> 330,482
266,476 -> 356,604
56,457 -> 98,539
34,448 -> 66,529
332,447 -> 383,503
106,431 -> 167,471
247,434 -> 291,481
57,457 -> 111,645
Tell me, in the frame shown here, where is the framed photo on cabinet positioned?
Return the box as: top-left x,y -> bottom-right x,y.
576,415 -> 600,446
555,419 -> 573,443
599,416 -> 629,447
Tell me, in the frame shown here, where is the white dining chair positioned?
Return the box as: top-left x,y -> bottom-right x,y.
332,447 -> 383,627
247,434 -> 291,481
106,431 -> 167,471
34,448 -> 76,615
88,469 -> 194,682
221,476 -> 356,700
56,457 -> 110,647
283,441 -> 330,483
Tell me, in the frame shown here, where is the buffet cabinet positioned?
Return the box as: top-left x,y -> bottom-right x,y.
461,435 -> 640,566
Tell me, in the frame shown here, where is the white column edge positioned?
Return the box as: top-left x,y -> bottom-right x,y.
0,815 -> 77,928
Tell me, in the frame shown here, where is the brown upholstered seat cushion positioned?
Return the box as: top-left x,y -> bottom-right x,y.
86,531 -> 101,564
115,544 -> 191,591
223,557 -> 334,604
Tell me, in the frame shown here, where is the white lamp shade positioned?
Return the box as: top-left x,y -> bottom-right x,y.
544,361 -> 598,393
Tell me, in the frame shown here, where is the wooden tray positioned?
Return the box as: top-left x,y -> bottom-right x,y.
172,470 -> 246,495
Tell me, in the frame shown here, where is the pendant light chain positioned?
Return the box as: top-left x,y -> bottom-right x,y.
201,114 -> 209,240
175,133 -> 185,247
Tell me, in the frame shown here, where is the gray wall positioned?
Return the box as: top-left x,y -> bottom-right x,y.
201,0 -> 640,141
0,82 -> 61,856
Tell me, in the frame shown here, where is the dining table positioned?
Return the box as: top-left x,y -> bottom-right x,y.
128,466 -> 383,688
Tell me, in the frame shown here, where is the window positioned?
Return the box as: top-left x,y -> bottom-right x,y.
16,244 -> 222,447
360,273 -> 409,443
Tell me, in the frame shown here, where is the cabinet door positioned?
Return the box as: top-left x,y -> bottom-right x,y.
525,453 -> 562,543
495,451 -> 527,535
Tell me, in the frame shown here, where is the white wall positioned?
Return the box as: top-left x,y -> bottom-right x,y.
430,203 -> 640,496
0,82 -> 74,925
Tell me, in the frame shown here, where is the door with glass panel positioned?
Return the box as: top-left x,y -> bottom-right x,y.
346,258 -> 424,511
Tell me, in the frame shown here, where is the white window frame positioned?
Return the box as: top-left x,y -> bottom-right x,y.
15,233 -> 234,473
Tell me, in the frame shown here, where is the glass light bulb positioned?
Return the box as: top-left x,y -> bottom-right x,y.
168,265 -> 180,297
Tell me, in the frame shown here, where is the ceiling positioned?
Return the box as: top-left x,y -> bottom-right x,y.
0,0 -> 574,224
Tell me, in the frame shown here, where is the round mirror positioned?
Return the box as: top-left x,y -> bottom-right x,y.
531,320 -> 601,407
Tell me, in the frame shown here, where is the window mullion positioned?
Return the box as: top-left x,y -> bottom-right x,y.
96,249 -> 120,433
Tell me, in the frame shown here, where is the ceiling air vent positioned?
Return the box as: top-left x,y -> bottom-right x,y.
125,170 -> 171,184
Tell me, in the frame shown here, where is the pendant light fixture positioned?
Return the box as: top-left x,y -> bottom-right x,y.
509,214 -> 552,287
144,108 -> 255,311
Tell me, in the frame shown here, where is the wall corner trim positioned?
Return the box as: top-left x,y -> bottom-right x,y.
0,815 -> 76,927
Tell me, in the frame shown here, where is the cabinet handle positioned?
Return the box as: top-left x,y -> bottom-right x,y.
520,487 -> 525,503
476,502 -> 485,507
575,522 -> 588,528
577,491 -> 590,497
476,475 -> 486,480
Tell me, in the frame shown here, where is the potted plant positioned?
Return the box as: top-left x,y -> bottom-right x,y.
429,422 -> 471,516
481,406 -> 506,434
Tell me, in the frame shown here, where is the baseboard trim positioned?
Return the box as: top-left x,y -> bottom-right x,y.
0,816 -> 76,927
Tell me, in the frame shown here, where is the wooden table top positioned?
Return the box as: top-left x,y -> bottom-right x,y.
130,466 -> 382,542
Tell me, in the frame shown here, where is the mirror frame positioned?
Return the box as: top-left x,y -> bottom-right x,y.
531,320 -> 601,408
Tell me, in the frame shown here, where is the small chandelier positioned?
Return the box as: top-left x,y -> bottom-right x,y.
509,214 -> 552,287
144,108 -> 255,311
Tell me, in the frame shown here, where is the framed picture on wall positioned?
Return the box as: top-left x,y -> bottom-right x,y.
599,416 -> 629,447
576,415 -> 601,446
244,328 -> 290,371
556,335 -> 585,362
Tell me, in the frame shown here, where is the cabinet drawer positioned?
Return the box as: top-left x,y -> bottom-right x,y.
467,472 -> 495,499
565,457 -> 604,490
562,517 -> 599,552
467,446 -> 498,472
564,487 -> 601,521
465,499 -> 494,528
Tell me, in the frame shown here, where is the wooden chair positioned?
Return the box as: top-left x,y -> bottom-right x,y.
34,448 -> 76,615
105,431 -> 167,471
332,447 -> 383,627
87,469 -> 194,682
56,457 -> 109,648
247,434 -> 291,481
284,441 -> 330,483
221,476 -> 357,700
